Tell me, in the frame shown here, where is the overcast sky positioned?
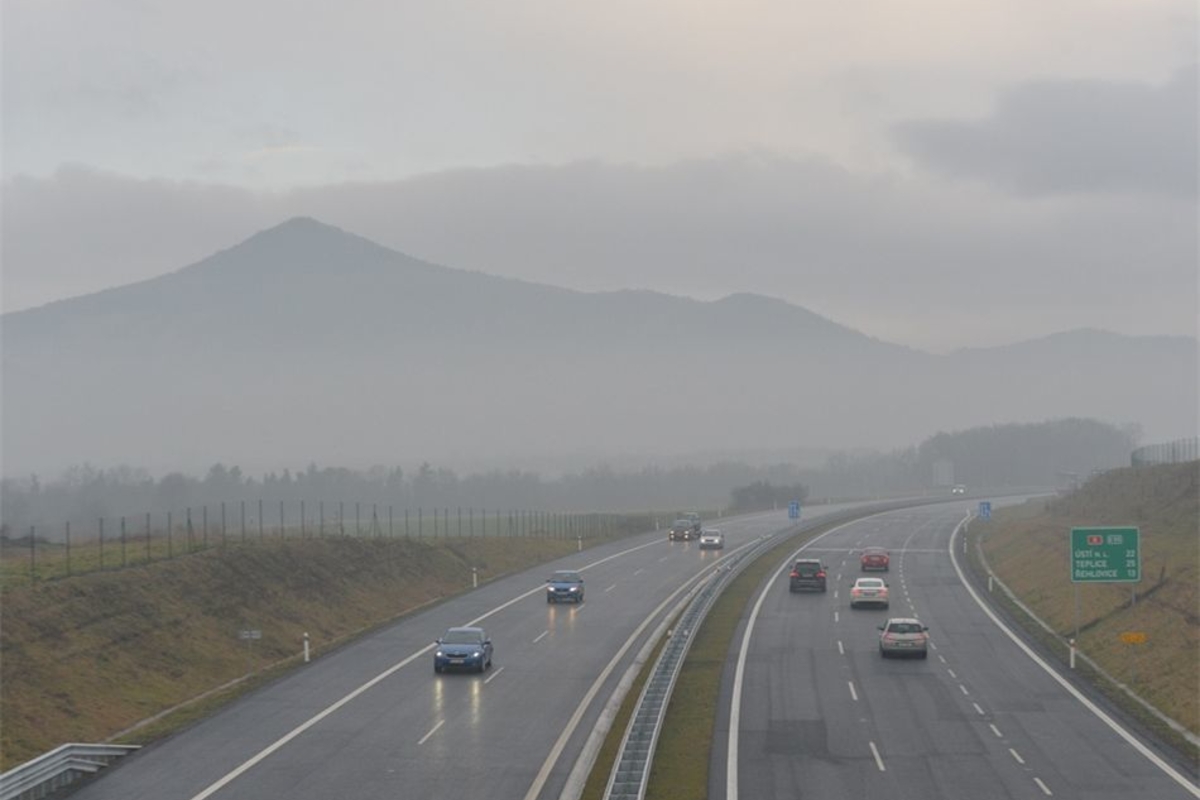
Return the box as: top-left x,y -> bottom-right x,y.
3,0 -> 1196,352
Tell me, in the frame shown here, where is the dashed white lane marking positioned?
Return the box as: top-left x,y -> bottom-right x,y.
972,702 -> 985,716
959,684 -> 970,696
604,584 -> 617,593
834,611 -> 840,623
1034,777 -> 1054,795
533,631 -> 549,643
833,590 -> 839,599
989,723 -> 1004,738
848,681 -> 859,701
418,720 -> 444,745
938,654 -> 947,663
657,555 -> 670,562
1009,748 -> 1025,765
484,666 -> 505,684
928,641 -> 937,651
868,741 -> 886,771
836,572 -> 843,581
837,640 -> 845,656
947,669 -> 957,679
633,568 -> 645,576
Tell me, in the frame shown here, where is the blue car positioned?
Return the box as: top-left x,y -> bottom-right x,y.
546,570 -> 585,604
433,626 -> 493,674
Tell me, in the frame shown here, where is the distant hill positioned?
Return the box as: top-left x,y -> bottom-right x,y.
2,218 -> 1195,476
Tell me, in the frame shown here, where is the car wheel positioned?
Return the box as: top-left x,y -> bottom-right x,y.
880,647 -> 888,658
434,664 -> 442,674
919,650 -> 928,659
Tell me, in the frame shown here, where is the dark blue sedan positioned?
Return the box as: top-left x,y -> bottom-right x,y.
546,570 -> 585,604
433,627 -> 493,674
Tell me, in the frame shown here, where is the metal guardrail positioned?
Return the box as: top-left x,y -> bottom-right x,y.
603,532 -> 781,800
0,743 -> 139,800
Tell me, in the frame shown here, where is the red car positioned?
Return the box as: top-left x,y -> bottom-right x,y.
860,547 -> 890,572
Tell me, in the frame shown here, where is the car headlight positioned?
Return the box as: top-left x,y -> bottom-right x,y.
436,651 -> 444,657
472,650 -> 481,658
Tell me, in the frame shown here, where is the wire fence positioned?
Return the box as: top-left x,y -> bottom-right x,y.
1130,437 -> 1199,466
0,502 -> 651,587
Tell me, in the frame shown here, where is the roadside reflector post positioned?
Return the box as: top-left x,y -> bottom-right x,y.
472,567 -> 478,589
988,573 -> 994,593
577,535 -> 582,552
303,632 -> 310,664
1069,639 -> 1076,670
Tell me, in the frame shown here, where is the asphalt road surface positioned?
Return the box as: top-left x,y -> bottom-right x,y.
71,505 -> 849,800
718,502 -> 1199,800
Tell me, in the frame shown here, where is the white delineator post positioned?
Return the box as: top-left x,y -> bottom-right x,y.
303,632 -> 310,664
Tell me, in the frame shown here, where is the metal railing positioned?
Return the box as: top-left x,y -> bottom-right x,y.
1131,437 -> 1199,466
0,743 -> 139,800
603,533 -> 780,800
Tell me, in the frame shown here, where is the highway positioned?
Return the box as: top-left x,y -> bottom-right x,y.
70,505 -> 825,800
717,502 -> 1198,800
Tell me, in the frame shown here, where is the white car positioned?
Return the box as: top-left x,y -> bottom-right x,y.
698,529 -> 724,550
951,484 -> 967,495
878,617 -> 929,658
850,577 -> 890,609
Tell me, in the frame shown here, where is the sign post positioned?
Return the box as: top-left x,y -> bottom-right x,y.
239,629 -> 262,675
788,501 -> 801,520
977,501 -> 991,520
1070,527 -> 1140,641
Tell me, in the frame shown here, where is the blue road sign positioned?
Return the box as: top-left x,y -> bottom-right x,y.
788,501 -> 801,519
978,501 -> 992,520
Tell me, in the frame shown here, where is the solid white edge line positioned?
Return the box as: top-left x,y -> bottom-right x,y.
949,513 -> 1200,798
186,536 -> 667,800
869,740 -> 886,771
418,719 -> 445,745
727,510 -> 900,800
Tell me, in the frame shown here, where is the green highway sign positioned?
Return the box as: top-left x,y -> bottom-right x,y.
1071,527 -> 1140,583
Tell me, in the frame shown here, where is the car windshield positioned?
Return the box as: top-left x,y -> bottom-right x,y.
857,579 -> 885,588
442,630 -> 482,644
864,548 -> 887,555
795,562 -> 821,573
888,622 -> 924,634
551,572 -> 582,583
673,519 -> 692,527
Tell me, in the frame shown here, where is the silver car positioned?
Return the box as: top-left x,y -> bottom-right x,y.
878,617 -> 929,658
699,529 -> 724,550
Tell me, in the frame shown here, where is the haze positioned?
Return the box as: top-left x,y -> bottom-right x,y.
1,0 -> 1197,478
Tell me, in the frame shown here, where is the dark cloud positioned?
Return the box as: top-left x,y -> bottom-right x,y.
893,67 -> 1197,197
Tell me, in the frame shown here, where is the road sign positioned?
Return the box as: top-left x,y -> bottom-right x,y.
239,629 -> 262,640
788,501 -> 801,520
978,501 -> 992,520
1120,632 -> 1147,644
1071,527 -> 1140,583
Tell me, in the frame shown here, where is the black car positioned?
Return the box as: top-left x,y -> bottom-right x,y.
789,559 -> 827,592
546,570 -> 585,603
669,518 -> 698,541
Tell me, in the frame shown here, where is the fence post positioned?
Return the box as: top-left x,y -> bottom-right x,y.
66,521 -> 72,577
258,499 -> 264,542
405,507 -> 410,538
389,505 -> 393,537
186,507 -> 193,552
167,512 -> 173,558
419,508 -> 423,538
320,501 -> 325,538
221,502 -> 227,548
458,507 -> 462,537
29,525 -> 35,582
99,517 -> 105,569
356,502 -> 361,537
241,500 -> 246,544
279,501 -> 285,539
203,506 -> 208,549
146,512 -> 152,563
339,501 -> 345,537
301,501 -> 306,538
120,516 -> 127,567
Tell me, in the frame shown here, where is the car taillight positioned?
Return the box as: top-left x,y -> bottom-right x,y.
816,571 -> 825,578
789,571 -> 799,578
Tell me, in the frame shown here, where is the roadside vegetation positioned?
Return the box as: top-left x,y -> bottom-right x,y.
0,534 -> 599,768
968,461 -> 1198,753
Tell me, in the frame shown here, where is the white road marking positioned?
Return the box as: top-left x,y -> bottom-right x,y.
633,568 -> 645,576
833,590 -> 839,599
604,584 -> 617,593
869,740 -> 886,771
185,535 -> 670,800
418,720 -> 444,745
658,555 -> 670,562
947,669 -> 957,679
837,640 -> 845,656
533,630 -> 549,643
928,641 -> 937,651
959,684 -> 970,696
948,513 -> 1200,797
1009,748 -> 1025,765
973,702 -> 985,716
834,611 -> 840,623
848,681 -> 858,701
989,723 -> 1004,738
836,572 -> 843,581
484,666 -> 505,684
938,654 -> 946,663
1034,777 -> 1054,795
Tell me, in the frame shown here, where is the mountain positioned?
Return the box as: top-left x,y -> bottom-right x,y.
2,218 -> 1195,476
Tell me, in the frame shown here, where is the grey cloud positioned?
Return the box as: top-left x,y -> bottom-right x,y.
2,154 -> 1195,352
892,67 -> 1198,197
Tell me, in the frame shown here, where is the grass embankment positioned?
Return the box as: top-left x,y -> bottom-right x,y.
580,519 -> 841,800
0,535 -> 582,768
972,461 -> 1199,748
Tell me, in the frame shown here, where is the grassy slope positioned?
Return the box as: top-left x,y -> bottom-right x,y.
980,461 -> 1199,735
0,536 -> 580,768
